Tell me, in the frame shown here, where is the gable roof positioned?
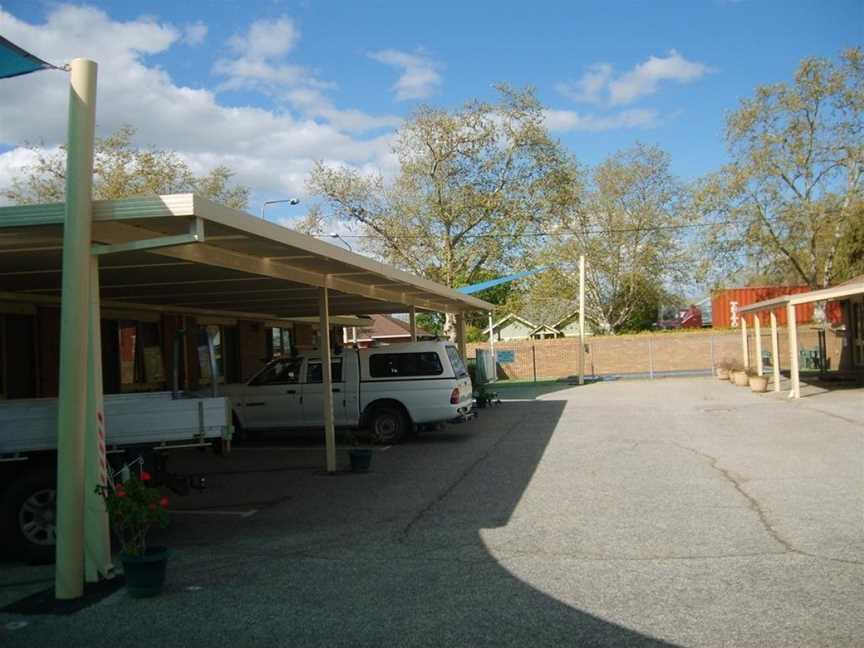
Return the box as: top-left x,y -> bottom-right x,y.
552,310 -> 582,328
484,313 -> 537,335
530,323 -> 562,336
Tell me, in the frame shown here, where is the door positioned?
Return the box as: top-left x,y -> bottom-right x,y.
301,358 -> 347,427
240,356 -> 303,430
853,300 -> 864,367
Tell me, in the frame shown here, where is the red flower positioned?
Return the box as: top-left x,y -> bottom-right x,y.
116,490 -> 127,498
140,471 -> 152,482
159,497 -> 169,508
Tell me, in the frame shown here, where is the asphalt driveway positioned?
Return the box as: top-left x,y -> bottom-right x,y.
1,377 -> 862,647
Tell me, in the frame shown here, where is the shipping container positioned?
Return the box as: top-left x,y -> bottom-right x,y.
711,286 -> 843,328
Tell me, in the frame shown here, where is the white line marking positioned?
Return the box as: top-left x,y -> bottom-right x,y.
171,509 -> 258,518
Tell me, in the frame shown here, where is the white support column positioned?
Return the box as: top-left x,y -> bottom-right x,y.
56,58 -> 98,601
741,315 -> 749,370
770,310 -> 781,392
409,306 -> 417,342
455,312 -> 467,360
787,303 -> 801,399
754,314 -> 763,376
319,287 -> 336,473
578,254 -> 586,386
84,257 -> 112,582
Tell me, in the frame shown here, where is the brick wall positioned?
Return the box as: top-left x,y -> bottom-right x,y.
467,328 -> 848,381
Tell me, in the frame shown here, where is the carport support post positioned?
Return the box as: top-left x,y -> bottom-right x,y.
770,310 -> 781,392
754,315 -> 763,376
319,287 -> 336,473
56,58 -> 98,601
578,254 -> 585,385
741,316 -> 749,370
787,303 -> 801,399
409,306 -> 417,342
84,256 -> 112,582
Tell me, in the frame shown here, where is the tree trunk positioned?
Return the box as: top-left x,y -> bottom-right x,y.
443,312 -> 457,342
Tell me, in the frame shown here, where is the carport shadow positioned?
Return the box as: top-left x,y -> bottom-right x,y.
158,399 -> 678,647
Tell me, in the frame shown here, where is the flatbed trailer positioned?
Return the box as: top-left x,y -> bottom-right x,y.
0,392 -> 233,562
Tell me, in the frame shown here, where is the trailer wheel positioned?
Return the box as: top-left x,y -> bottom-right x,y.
368,405 -> 407,444
1,469 -> 57,563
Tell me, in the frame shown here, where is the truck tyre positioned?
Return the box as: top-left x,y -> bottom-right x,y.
1,469 -> 57,564
368,405 -> 408,444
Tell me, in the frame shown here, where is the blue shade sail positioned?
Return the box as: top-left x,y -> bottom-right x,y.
456,268 -> 546,294
0,35 -> 55,79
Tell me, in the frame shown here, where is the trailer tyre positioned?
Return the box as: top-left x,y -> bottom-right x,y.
368,405 -> 408,444
1,469 -> 57,563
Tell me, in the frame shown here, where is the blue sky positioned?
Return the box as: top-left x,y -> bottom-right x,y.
0,0 -> 860,218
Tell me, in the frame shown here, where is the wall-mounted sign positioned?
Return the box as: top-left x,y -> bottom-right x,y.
496,350 -> 515,364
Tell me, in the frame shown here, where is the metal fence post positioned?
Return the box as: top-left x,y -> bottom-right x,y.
648,337 -> 655,379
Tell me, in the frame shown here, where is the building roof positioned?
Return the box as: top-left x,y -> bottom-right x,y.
354,314 -> 434,341
0,194 -> 493,321
529,323 -> 561,336
483,313 -> 537,335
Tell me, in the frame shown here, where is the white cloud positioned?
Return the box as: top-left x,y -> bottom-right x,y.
555,63 -> 612,105
0,6 -> 401,207
543,108 -> 659,132
229,16 -> 299,59
557,51 -> 712,107
609,50 -> 712,105
182,21 -> 208,46
368,49 -> 442,101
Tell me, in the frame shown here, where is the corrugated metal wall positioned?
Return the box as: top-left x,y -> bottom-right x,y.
711,286 -> 842,328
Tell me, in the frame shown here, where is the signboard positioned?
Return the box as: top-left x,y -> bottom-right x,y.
496,350 -> 515,364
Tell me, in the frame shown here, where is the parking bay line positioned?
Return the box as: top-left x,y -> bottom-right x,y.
171,509 -> 259,518
232,445 -> 392,452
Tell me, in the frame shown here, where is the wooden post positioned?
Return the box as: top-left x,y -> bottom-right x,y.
488,312 -> 496,383
56,58 -> 98,600
409,306 -> 417,342
455,312 -> 466,360
319,287 -> 336,472
787,303 -> 801,399
741,315 -> 749,370
770,310 -> 781,392
754,314 -> 763,376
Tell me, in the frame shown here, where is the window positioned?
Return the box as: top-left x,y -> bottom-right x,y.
306,359 -> 343,383
250,357 -> 303,386
369,352 -> 443,378
446,346 -> 468,378
119,320 -> 164,390
270,327 -> 292,357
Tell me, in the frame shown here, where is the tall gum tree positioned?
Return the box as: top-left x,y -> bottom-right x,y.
309,86 -> 580,339
696,48 -> 863,289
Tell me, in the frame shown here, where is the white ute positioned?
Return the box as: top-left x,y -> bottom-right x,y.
224,341 -> 474,443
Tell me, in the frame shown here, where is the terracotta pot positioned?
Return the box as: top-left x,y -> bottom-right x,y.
716,368 -> 730,380
749,375 -> 769,393
732,371 -> 749,386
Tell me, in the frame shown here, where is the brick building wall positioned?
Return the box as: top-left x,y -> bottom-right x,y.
467,328 -> 847,381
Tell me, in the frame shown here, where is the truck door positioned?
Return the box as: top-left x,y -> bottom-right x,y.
241,356 -> 303,430
302,358 -> 347,427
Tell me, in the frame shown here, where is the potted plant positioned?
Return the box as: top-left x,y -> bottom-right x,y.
344,432 -> 373,473
95,471 -> 170,598
715,358 -> 735,381
731,363 -> 749,386
748,370 -> 769,393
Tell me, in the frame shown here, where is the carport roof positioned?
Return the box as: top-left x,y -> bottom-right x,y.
0,194 -> 493,319
739,276 -> 864,314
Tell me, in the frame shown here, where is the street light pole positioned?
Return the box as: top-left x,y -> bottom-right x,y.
260,198 -> 300,218
330,233 -> 353,252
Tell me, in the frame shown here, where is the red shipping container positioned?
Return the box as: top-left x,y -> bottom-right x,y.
711,286 -> 843,328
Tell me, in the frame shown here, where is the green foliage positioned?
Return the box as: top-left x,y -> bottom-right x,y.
95,473 -> 169,557
3,125 -> 250,209
695,48 -> 863,289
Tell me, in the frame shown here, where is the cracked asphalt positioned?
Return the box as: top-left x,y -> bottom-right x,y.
1,377 -> 862,647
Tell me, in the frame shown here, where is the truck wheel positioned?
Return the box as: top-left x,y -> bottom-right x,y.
368,406 -> 407,444
1,469 -> 57,563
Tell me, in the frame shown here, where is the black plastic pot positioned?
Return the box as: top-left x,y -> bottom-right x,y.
348,449 -> 373,473
120,546 -> 170,598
